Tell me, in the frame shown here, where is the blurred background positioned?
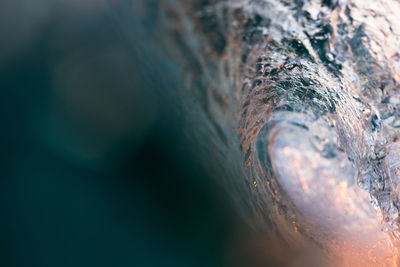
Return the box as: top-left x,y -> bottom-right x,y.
0,0 -> 255,266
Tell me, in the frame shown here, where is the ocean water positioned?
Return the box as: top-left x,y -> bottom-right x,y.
162,0 -> 400,265
2,0 -> 400,266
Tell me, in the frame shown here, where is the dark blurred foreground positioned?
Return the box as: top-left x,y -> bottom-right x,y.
0,1 -> 290,266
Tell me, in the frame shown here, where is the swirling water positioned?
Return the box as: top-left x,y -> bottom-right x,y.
232,0 -> 400,265
160,0 -> 400,265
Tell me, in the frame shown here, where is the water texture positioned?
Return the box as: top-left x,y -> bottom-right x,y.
163,0 -> 400,265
